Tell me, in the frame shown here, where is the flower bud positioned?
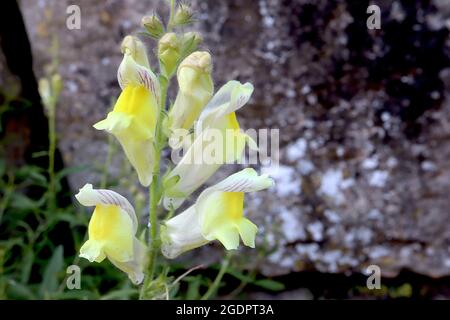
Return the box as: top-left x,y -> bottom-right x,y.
141,14 -> 164,39
51,74 -> 63,99
180,32 -> 203,57
171,4 -> 194,28
167,51 -> 213,133
158,32 -> 181,78
38,78 -> 51,108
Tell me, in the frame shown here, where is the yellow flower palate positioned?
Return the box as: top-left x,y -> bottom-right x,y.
81,204 -> 133,263
94,84 -> 158,186
76,184 -> 147,284
112,85 -> 158,138
201,191 -> 257,250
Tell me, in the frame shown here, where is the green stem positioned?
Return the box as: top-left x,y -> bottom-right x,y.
226,269 -> 257,299
201,253 -> 232,300
167,0 -> 176,31
47,97 -> 56,211
0,172 -> 14,225
148,150 -> 161,278
100,135 -> 115,189
139,76 -> 168,300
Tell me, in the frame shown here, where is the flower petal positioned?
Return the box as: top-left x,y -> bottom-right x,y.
196,81 -> 253,131
209,225 -> 240,250
162,130 -> 222,209
117,137 -> 155,187
79,239 -> 106,263
121,35 -> 151,69
75,184 -> 138,233
204,168 -> 274,194
161,205 -> 209,259
94,85 -> 158,187
109,238 -> 147,285
236,218 -> 258,248
117,54 -> 160,103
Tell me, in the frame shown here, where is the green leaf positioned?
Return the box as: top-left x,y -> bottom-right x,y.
0,159 -> 5,177
20,248 -> 34,284
100,288 -> 139,300
6,279 -> 35,299
38,245 -> 64,298
58,212 -> 86,227
51,290 -> 98,300
15,165 -> 45,182
389,283 -> 413,298
10,193 -> 45,210
253,279 -> 285,291
29,171 -> 48,187
31,151 -> 49,159
185,275 -> 201,300
55,165 -> 88,181
226,268 -> 254,283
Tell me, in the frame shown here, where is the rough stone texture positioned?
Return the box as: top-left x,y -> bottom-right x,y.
18,0 -> 450,278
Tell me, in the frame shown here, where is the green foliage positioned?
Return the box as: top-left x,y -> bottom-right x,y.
0,159 -> 133,299
0,81 -> 139,300
353,283 -> 413,299
0,153 -> 283,300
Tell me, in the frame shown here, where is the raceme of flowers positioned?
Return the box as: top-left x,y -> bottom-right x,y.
75,29 -> 274,285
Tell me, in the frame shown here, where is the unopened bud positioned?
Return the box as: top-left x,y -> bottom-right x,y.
141,14 -> 164,39
158,32 -> 181,78
38,78 -> 51,108
51,74 -> 63,99
171,4 -> 194,28
180,32 -> 203,57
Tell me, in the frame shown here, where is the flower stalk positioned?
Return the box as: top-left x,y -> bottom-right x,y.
201,253 -> 232,300
149,78 -> 167,274
75,0 -> 274,300
39,73 -> 62,211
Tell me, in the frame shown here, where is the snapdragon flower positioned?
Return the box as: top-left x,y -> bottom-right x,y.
161,168 -> 274,258
75,184 -> 147,284
94,36 -> 160,187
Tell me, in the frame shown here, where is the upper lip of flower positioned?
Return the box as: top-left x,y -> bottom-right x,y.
178,51 -> 212,74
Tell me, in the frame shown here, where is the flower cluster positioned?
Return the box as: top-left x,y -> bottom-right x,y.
75,4 -> 274,287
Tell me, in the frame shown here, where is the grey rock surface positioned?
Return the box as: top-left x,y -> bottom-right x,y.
19,0 -> 450,278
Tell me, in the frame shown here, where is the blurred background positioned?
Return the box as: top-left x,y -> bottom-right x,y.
1,0 -> 450,299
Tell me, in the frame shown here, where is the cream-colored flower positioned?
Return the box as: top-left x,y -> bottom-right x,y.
163,80 -> 257,209
166,51 -> 213,134
75,184 -> 147,284
94,36 -> 160,186
161,168 -> 274,259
